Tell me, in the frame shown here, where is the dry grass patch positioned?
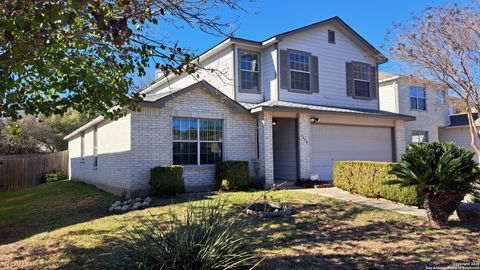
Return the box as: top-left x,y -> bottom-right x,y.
0,183 -> 479,269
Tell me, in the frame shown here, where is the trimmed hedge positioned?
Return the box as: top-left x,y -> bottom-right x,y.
150,165 -> 185,195
333,161 -> 421,206
215,161 -> 249,190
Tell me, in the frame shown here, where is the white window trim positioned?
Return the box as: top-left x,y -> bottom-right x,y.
412,130 -> 429,144
352,62 -> 371,98
238,49 -> 261,94
93,127 -> 98,169
410,86 -> 426,110
288,49 -> 312,92
172,118 -> 223,166
80,132 -> 85,163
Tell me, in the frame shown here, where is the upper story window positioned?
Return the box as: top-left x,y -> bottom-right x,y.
328,30 -> 336,44
172,118 -> 223,165
410,86 -> 426,110
289,51 -> 311,91
352,62 -> 371,98
239,50 -> 260,93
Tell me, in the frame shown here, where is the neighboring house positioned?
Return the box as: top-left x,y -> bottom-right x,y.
379,72 -> 480,160
65,17 -> 415,197
438,113 -> 480,161
378,72 -> 450,146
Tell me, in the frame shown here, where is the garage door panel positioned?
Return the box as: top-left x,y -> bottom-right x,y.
312,124 -> 392,180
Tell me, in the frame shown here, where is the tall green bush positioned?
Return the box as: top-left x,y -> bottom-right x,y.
150,165 -> 185,195
333,161 -> 421,205
215,161 -> 249,190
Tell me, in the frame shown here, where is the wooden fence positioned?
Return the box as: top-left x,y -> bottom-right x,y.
0,151 -> 69,192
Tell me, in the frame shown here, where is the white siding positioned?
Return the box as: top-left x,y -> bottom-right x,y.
234,45 -> 264,103
149,47 -> 235,98
379,81 -> 398,112
439,127 -> 479,161
277,23 -> 379,109
69,115 -> 133,196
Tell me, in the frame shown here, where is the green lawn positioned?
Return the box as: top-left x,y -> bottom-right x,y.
1,181 -> 479,269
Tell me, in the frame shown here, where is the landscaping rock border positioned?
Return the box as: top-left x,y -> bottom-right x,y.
109,197 -> 152,212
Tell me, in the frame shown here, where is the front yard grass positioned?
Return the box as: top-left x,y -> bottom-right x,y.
1,181 -> 479,269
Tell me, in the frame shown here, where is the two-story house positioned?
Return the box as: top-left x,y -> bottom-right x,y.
378,72 -> 451,146
65,17 -> 415,197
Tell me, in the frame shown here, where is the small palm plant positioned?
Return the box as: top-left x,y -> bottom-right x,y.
388,142 -> 480,227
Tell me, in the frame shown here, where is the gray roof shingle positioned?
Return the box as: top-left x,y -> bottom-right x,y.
241,100 -> 415,120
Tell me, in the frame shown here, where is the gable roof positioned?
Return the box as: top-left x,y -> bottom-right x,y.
141,80 -> 249,113
263,16 -> 387,63
142,16 -> 387,95
64,81 -> 248,140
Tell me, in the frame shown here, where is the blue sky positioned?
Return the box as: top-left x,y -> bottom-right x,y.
140,0 -> 451,82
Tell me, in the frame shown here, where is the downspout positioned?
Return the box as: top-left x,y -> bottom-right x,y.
231,44 -> 237,100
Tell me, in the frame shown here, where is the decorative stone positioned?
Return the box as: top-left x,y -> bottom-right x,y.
114,206 -> 122,211
142,201 -> 150,208
244,202 -> 292,217
134,198 -> 142,202
457,203 -> 480,226
113,201 -> 121,205
144,197 -> 151,203
132,202 -> 142,210
121,205 -> 130,211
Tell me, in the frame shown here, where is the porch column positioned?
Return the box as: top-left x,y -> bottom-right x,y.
258,111 -> 274,188
394,119 -> 406,162
298,113 -> 312,179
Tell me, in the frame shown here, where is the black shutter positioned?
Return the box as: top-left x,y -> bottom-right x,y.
370,65 -> 377,99
345,62 -> 353,97
311,55 -> 319,93
280,50 -> 288,89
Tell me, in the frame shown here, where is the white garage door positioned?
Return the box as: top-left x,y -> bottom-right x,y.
311,124 -> 393,180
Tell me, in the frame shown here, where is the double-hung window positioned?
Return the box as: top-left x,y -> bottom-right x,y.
239,51 -> 260,92
412,130 -> 428,144
410,86 -> 426,110
352,62 -> 371,98
80,132 -> 85,160
93,127 -> 98,168
289,51 -> 311,91
172,118 -> 223,165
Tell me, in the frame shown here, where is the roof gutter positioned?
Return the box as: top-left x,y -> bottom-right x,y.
250,105 -> 416,121
64,116 -> 105,140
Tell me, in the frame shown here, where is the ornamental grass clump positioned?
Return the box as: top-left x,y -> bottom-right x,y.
115,196 -> 260,269
388,142 -> 480,227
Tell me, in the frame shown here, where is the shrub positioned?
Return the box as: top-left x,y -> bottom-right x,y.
389,142 -> 480,227
150,165 -> 185,195
41,171 -> 67,183
115,196 -> 259,269
333,161 -> 421,206
215,161 -> 249,190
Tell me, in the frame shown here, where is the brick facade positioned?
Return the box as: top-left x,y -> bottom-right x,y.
257,111 -> 274,187
130,87 -> 258,195
298,113 -> 312,179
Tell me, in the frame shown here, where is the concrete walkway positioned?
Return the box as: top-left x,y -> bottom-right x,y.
301,187 -> 429,217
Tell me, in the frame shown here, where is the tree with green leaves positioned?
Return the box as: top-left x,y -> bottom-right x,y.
0,0 -> 246,121
388,142 -> 480,227
0,109 -> 89,155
